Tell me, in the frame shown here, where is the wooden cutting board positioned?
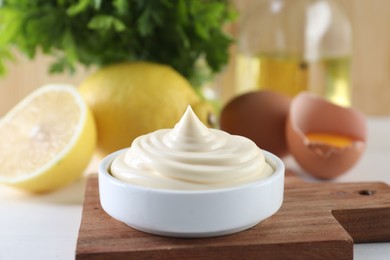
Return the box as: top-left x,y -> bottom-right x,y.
76,172 -> 390,259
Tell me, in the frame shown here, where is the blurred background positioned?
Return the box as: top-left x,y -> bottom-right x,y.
1,0 -> 390,116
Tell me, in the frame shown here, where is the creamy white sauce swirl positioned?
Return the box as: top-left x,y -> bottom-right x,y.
110,106 -> 274,190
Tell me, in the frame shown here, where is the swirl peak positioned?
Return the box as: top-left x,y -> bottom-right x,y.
171,106 -> 210,139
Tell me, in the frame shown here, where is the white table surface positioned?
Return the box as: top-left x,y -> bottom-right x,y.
1,117 -> 390,260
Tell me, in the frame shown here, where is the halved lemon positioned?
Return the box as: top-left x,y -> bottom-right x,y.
0,84 -> 96,193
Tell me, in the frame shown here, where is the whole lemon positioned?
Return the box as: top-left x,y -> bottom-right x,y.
79,62 -> 214,156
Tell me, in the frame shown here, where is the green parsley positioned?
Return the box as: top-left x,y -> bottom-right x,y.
0,0 -> 236,87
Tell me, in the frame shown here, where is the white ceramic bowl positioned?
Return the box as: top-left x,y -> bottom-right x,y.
98,149 -> 285,238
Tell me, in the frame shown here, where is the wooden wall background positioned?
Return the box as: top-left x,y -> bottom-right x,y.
1,0 -> 390,116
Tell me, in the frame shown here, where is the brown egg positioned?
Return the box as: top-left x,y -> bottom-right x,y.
220,90 -> 291,157
286,92 -> 367,179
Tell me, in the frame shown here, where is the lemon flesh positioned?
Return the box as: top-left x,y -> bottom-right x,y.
79,62 -> 214,156
0,84 -> 96,193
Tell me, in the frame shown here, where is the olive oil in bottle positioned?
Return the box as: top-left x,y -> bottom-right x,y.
236,0 -> 352,107
236,53 -> 351,107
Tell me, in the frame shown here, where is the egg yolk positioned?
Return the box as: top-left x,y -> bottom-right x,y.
306,133 -> 354,148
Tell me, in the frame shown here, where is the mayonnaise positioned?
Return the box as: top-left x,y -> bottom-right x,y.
110,106 -> 274,190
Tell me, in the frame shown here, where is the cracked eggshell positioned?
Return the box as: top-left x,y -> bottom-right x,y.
286,92 -> 367,179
